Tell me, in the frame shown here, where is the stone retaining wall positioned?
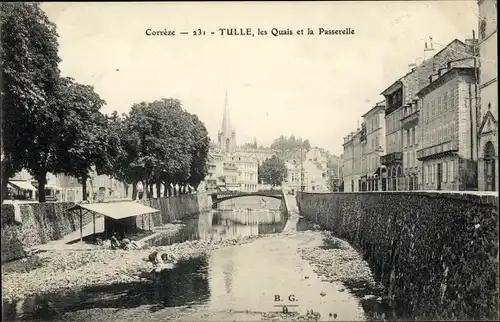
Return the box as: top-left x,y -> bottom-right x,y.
1,193 -> 211,263
296,191 -> 499,320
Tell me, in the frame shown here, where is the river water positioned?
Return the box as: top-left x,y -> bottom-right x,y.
2,196 -> 384,321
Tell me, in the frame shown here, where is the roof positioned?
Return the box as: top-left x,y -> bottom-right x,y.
68,201 -> 160,220
9,180 -> 36,191
380,79 -> 403,96
416,67 -> 476,98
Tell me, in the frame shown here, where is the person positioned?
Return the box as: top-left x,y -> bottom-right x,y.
110,232 -> 121,249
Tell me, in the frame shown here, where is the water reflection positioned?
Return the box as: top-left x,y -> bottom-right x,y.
157,197 -> 288,246
3,257 -> 211,321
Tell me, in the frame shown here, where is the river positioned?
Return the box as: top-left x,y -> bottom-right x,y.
2,196 -> 390,321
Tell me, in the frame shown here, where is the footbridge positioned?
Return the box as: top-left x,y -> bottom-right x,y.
209,190 -> 284,208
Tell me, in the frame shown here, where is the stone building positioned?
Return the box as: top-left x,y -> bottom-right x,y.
361,101 -> 386,191
401,99 -> 421,190
218,90 -> 237,154
381,80 -> 404,191
477,0 -> 498,191
381,38 -> 475,191
283,161 -> 301,194
205,91 -> 259,192
342,131 -> 357,192
416,58 -> 479,191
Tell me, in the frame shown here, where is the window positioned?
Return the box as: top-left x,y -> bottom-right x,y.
443,162 -> 448,183
403,131 -> 407,148
432,164 -> 436,183
443,92 -> 448,112
431,100 -> 436,117
437,96 -> 442,114
449,160 -> 455,182
425,165 -> 429,184
449,89 -> 455,110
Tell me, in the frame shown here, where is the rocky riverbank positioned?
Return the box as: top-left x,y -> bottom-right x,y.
2,234 -> 270,302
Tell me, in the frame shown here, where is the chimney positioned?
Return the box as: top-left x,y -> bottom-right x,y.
408,63 -> 417,72
423,37 -> 435,61
464,38 -> 476,54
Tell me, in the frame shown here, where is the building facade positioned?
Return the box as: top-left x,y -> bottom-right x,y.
401,99 -> 421,190
342,132 -> 356,192
416,59 -> 479,190
477,0 -> 498,191
205,91 -> 259,192
380,38 -> 474,191
283,161 -> 300,194
361,101 -> 386,191
381,80 -> 404,191
218,91 -> 237,154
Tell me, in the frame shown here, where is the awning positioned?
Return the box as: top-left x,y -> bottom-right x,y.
9,181 -> 36,191
66,201 -> 160,242
68,201 -> 159,220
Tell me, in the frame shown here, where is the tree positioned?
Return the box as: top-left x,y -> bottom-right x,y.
258,155 -> 287,188
1,2 -> 62,202
54,77 -> 108,200
121,98 -> 195,199
270,135 -> 311,152
186,113 -> 210,191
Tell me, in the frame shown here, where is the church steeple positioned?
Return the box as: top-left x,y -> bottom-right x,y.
221,89 -> 232,136
218,89 -> 236,153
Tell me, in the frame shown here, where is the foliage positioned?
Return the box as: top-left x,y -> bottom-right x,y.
1,2 -> 62,202
55,77 -> 108,182
270,135 -> 311,151
1,3 -> 211,202
186,113 -> 210,189
117,98 -> 210,198
241,138 -> 258,149
258,155 -> 288,187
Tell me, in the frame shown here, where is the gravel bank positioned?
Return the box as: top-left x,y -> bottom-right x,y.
2,234 -> 269,302
297,231 -> 380,291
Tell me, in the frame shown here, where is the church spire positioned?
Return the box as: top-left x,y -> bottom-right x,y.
221,89 -> 232,136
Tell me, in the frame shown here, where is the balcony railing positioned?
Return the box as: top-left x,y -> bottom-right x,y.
380,152 -> 403,165
416,140 -> 459,161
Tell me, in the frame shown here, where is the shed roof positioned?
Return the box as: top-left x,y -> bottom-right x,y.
9,180 -> 36,191
68,201 -> 159,220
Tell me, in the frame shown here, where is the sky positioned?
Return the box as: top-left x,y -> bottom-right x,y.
40,1 -> 479,156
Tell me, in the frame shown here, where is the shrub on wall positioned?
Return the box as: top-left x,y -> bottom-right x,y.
1,204 -> 16,226
297,192 -> 499,320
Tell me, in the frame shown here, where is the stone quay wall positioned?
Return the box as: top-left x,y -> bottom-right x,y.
296,191 -> 499,320
1,193 -> 212,263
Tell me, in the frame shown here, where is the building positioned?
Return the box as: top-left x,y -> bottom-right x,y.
342,132 -> 356,192
283,161 -> 300,194
232,152 -> 258,192
381,80 -> 404,191
477,0 -> 498,191
7,169 -> 129,202
416,58 -> 479,190
401,99 -> 421,190
303,158 -> 328,192
235,147 -> 274,165
218,90 -> 237,154
361,101 -> 386,191
204,91 -> 260,192
381,38 -> 474,191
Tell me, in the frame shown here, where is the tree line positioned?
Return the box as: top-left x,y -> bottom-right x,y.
1,3 -> 209,203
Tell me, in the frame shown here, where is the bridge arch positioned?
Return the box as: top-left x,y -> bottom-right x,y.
210,191 -> 284,208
